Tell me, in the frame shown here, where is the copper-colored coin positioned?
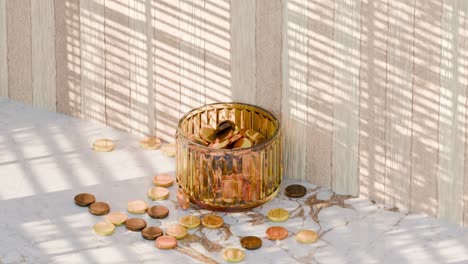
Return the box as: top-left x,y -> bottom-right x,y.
141,226 -> 164,240
139,136 -> 162,150
155,235 -> 177,249
152,174 -> 174,187
92,139 -> 114,152
88,202 -> 110,215
105,212 -> 127,226
147,205 -> 169,219
266,226 -> 288,240
285,184 -> 307,198
240,236 -> 262,250
125,218 -> 147,231
74,193 -> 96,207
177,188 -> 190,210
202,214 -> 224,229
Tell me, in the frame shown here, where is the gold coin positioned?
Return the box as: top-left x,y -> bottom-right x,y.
105,212 -> 127,226
161,143 -> 176,157
202,214 -> 224,229
147,186 -> 170,200
139,136 -> 162,150
179,215 -> 201,229
296,230 -> 318,244
165,224 -> 188,240
199,126 -> 217,142
267,208 -> 289,222
127,200 -> 148,214
232,138 -> 252,149
223,248 -> 245,263
93,221 -> 115,236
92,139 -> 114,152
152,174 -> 174,187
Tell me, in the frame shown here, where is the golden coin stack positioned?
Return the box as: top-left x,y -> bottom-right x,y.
190,120 -> 266,150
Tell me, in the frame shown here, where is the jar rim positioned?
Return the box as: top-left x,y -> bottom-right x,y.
176,102 -> 281,152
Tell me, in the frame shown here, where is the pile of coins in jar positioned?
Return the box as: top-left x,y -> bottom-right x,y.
189,120 -> 266,149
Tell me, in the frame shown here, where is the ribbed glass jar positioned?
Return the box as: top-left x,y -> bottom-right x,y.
176,103 -> 282,211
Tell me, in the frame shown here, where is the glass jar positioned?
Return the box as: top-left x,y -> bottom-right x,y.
176,103 -> 282,211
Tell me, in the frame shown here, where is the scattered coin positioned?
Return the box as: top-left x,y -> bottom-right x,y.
177,188 -> 190,210
240,236 -> 262,250
105,212 -> 127,226
92,139 -> 114,152
139,136 -> 162,150
165,224 -> 188,240
285,184 -> 307,198
147,205 -> 169,219
88,202 -> 110,215
202,214 -> 224,229
147,186 -> 170,201
223,248 -> 245,263
152,174 -> 174,187
93,221 -> 115,236
127,200 -> 148,214
161,143 -> 176,157
156,235 -> 177,249
295,229 -> 318,244
179,215 -> 201,229
74,193 -> 96,207
141,226 -> 164,240
266,226 -> 288,240
267,208 -> 289,222
125,218 -> 147,231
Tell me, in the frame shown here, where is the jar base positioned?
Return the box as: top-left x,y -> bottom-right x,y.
188,188 -> 279,212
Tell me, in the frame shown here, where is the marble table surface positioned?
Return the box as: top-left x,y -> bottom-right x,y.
1,98 -> 468,264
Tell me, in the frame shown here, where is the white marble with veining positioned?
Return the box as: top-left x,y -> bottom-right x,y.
1,98 -> 468,264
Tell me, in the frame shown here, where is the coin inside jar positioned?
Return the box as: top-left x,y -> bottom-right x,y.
199,126 -> 217,142
231,138 -> 252,149
147,205 -> 169,219
141,226 -> 164,240
88,202 -> 110,215
74,193 -> 96,207
266,226 -> 288,240
139,136 -> 162,150
284,184 -> 307,198
92,139 -> 114,152
240,236 -> 262,250
125,218 -> 147,231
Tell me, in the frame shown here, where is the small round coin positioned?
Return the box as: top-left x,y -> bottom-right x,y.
223,248 -> 245,263
93,221 -> 115,236
166,224 -> 188,240
125,218 -> 147,231
161,143 -> 176,157
127,200 -> 148,214
232,138 -> 252,149
202,214 -> 224,229
179,215 -> 201,229
74,193 -> 96,207
177,188 -> 190,210
147,205 -> 169,219
240,236 -> 262,250
266,226 -> 288,240
156,235 -> 177,249
267,208 -> 289,222
296,229 -> 318,244
141,226 -> 164,240
284,184 -> 307,198
147,186 -> 170,200
152,174 -> 174,187
199,126 -> 217,142
139,136 -> 162,150
88,202 -> 110,215
92,139 -> 114,152
105,212 -> 127,226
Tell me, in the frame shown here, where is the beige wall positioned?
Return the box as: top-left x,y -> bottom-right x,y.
1,0 -> 468,226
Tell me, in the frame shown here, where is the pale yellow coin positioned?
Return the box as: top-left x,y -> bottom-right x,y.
199,126 -> 217,142
92,139 -> 114,152
296,230 -> 318,244
105,212 -> 128,226
147,186 -> 170,201
139,136 -> 162,150
179,215 -> 201,229
161,143 -> 176,157
127,200 -> 148,214
165,224 -> 188,240
93,221 -> 115,236
232,138 -> 252,149
202,214 -> 224,229
152,174 -> 174,187
267,208 -> 289,222
223,248 -> 245,263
